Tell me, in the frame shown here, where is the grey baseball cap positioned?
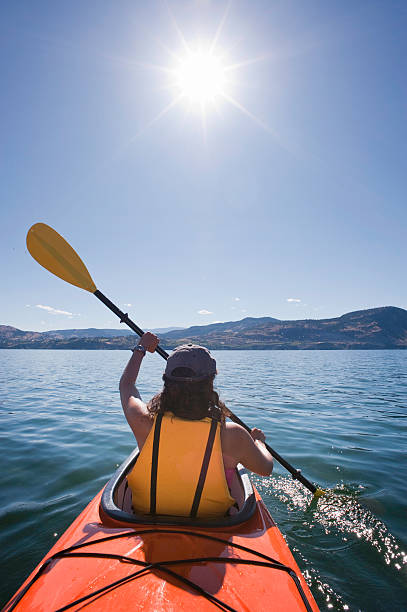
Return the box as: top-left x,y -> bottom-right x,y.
164,344 -> 217,382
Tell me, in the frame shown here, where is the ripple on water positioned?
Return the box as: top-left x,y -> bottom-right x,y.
1,349 -> 407,610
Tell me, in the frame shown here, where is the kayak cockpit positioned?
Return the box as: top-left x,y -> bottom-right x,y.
100,448 -> 257,527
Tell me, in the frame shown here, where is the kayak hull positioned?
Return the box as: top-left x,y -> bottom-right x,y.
4,454 -> 319,612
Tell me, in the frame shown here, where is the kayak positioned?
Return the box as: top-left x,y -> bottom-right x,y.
4,449 -> 319,612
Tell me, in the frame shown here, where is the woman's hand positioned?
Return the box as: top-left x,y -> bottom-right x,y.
120,331 -> 159,393
250,427 -> 266,443
139,332 -> 160,353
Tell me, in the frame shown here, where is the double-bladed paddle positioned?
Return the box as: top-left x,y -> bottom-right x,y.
26,222 -> 325,498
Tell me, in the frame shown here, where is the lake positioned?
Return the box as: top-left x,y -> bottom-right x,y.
1,349 -> 406,610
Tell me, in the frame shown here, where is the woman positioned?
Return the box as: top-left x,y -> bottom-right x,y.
120,332 -> 273,518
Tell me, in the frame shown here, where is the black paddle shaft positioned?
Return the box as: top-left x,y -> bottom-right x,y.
95,288 -> 318,495
93,290 -> 169,360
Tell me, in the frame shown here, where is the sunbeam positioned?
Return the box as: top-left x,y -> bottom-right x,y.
224,54 -> 274,72
130,94 -> 185,141
220,91 -> 276,135
220,91 -> 300,158
165,0 -> 191,54
210,0 -> 233,55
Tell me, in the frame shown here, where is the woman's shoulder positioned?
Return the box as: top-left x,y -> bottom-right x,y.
220,421 -> 249,451
222,420 -> 247,435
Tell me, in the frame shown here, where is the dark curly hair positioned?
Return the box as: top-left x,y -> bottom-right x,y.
147,368 -> 228,424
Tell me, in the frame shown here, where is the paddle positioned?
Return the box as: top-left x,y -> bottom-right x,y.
26,222 -> 325,498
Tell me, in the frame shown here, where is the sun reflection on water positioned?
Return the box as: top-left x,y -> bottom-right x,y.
255,475 -> 407,610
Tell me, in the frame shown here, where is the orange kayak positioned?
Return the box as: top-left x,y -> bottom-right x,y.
4,450 -> 319,612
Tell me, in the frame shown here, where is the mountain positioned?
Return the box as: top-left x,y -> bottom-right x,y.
41,326 -> 184,339
0,326 -> 185,346
158,307 -> 407,350
160,317 -> 280,340
1,307 -> 406,350
42,328 -> 134,339
151,327 -> 186,335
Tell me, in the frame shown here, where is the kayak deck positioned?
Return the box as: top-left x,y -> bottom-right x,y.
5,452 -> 319,611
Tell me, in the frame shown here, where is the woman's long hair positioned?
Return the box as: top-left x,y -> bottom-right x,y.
148,368 -> 228,423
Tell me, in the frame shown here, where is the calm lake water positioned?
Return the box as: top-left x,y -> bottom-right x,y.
1,349 -> 406,610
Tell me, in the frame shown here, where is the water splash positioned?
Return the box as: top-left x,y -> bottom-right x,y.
256,475 -> 407,610
310,483 -> 407,573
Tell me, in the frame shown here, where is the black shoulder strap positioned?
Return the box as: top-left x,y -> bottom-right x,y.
190,418 -> 218,518
150,412 -> 163,515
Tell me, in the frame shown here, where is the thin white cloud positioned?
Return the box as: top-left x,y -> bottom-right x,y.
35,304 -> 75,316
211,320 -> 223,324
198,309 -> 213,315
287,298 -> 301,303
234,297 -> 240,301
123,303 -> 132,307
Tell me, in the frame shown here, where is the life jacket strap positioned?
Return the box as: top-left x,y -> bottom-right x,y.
150,412 -> 163,514
190,418 -> 218,518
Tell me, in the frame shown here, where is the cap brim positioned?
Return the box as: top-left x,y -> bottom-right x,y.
164,374 -> 212,383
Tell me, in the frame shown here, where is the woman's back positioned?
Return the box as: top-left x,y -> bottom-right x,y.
127,412 -> 235,518
119,334 -> 273,518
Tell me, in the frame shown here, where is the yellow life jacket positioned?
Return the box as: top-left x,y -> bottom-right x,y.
127,412 -> 236,519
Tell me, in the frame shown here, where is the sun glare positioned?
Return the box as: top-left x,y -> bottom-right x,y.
174,51 -> 226,105
128,4 -> 270,140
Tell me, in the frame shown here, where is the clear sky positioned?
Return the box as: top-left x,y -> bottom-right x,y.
1,0 -> 406,332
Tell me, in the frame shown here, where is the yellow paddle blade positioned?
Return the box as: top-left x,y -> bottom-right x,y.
26,223 -> 97,293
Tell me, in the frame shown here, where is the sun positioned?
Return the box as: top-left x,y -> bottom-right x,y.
173,50 -> 226,106
127,5 -> 271,140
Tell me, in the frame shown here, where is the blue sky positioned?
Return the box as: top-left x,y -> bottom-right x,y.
1,0 -> 406,332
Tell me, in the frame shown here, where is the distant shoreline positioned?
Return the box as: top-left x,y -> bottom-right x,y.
1,346 -> 406,351
2,306 -> 407,351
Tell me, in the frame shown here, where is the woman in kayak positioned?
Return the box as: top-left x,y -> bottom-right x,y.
120,332 -> 273,518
